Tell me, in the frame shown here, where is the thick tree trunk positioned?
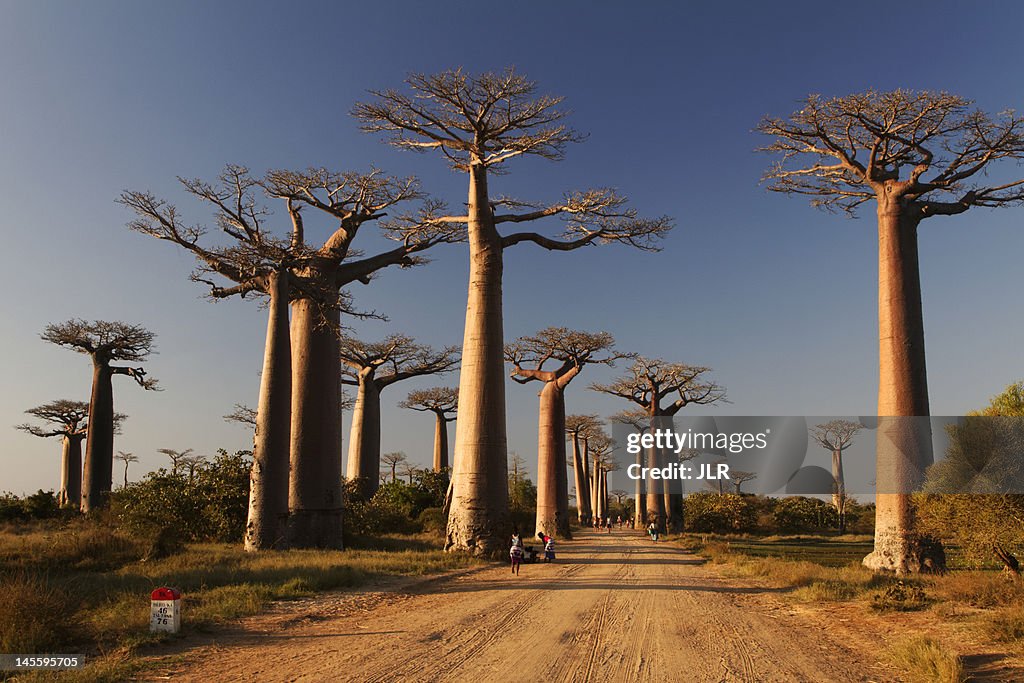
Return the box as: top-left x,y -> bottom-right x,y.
665,466 -> 683,533
645,445 -> 666,532
534,382 -> 570,538
82,362 -> 113,513
346,374 -> 382,500
244,272 -> 292,551
58,436 -> 82,508
432,412 -> 449,471
287,298 -> 343,549
446,164 -> 510,556
600,467 -> 608,519
864,205 -> 943,574
581,439 -> 592,524
634,448 -> 646,527
570,433 -> 590,523
831,448 -> 847,534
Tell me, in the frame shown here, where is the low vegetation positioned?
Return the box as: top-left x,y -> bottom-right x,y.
0,463 -> 480,682
684,532 -> 1024,681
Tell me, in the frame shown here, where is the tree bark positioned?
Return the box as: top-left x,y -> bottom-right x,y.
245,271 -> 292,551
534,381 -> 570,538
581,438 -> 592,524
287,298 -> 343,549
81,361 -> 113,512
432,411 -> 450,471
634,448 -> 646,527
58,435 -> 82,508
645,445 -> 666,532
346,373 -> 382,500
831,448 -> 847,534
863,204 -> 943,573
445,163 -> 510,556
570,432 -> 590,523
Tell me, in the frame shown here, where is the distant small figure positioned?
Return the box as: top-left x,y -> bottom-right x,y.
616,515 -> 622,528
647,521 -> 659,542
511,528 -> 523,548
538,532 -> 555,562
605,517 -> 612,534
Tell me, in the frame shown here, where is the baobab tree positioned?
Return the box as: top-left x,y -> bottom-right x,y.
730,471 -> 757,495
759,91 -> 1024,572
354,68 -> 673,555
125,166 -> 458,551
593,357 -> 726,533
810,420 -> 863,533
342,335 -> 459,499
158,448 -> 195,475
399,462 -> 419,485
565,414 -> 602,524
381,452 -> 407,483
42,320 -> 157,512
611,490 -> 628,506
400,387 -> 458,472
122,168 -> 299,551
263,169 -> 460,549
588,432 -> 616,522
115,451 -> 138,488
507,328 -> 625,538
16,400 -> 90,507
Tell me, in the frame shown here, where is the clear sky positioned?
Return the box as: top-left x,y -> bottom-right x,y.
2,0 -> 1023,495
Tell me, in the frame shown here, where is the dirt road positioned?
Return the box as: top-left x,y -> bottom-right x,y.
165,530 -> 894,682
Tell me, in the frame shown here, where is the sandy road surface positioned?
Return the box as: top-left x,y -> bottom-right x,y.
163,530 -> 895,682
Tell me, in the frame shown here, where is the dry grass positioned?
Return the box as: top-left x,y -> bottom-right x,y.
981,605 -> 1024,643
887,636 -> 966,683
0,573 -> 72,653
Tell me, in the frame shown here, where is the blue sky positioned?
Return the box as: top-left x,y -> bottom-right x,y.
2,0 -> 1023,495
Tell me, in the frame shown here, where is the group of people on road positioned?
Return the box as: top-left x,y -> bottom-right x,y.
509,529 -> 555,575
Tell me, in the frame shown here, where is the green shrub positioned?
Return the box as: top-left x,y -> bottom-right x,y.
684,492 -> 757,533
871,580 -> 929,612
112,450 -> 251,546
772,497 -> 838,532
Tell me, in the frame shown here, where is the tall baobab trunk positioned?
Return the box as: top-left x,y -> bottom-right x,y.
634,447 -> 646,527
346,373 -> 382,500
581,438 -> 592,524
645,445 -> 666,531
245,271 -> 292,551
432,411 -> 450,471
664,468 -> 684,533
831,448 -> 847,534
570,432 -> 590,523
863,206 -> 942,573
287,299 -> 343,549
446,164 -> 509,556
534,381 -> 571,538
82,362 -> 114,512
59,435 -> 83,508
600,467 -> 608,519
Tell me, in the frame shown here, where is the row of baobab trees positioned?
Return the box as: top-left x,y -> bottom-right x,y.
16,68 -> 1024,575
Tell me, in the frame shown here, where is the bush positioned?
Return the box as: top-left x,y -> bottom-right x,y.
684,493 -> 757,533
112,450 -> 251,547
418,507 -> 446,535
983,605 -> 1024,643
772,497 -> 838,532
0,490 -> 62,522
871,580 -> 929,612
